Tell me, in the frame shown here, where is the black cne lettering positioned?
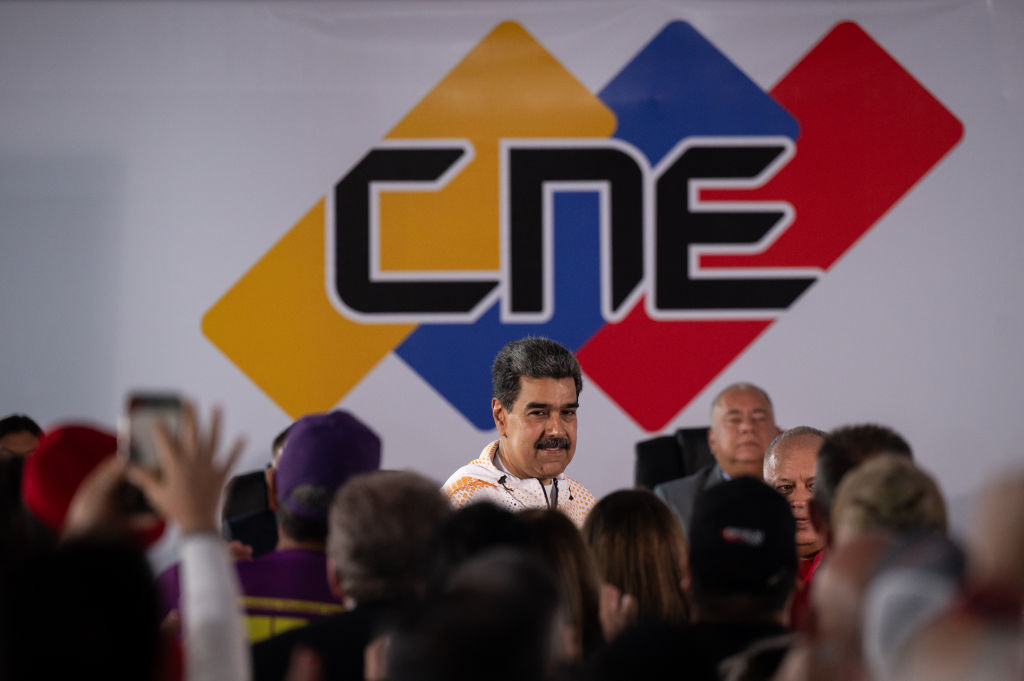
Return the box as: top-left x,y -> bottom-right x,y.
334,146 -> 499,317
653,143 -> 814,311
505,145 -> 644,319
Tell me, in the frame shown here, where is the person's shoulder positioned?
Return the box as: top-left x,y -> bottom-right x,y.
564,476 -> 594,499
443,471 -> 497,491
441,441 -> 502,496
654,464 -> 713,497
561,477 -> 597,527
442,470 -> 502,508
234,548 -> 327,577
703,463 -> 725,484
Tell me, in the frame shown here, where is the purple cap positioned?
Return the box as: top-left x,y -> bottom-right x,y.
275,411 -> 381,519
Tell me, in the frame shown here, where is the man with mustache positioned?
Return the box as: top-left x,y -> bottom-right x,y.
763,427 -> 827,584
442,337 -> 596,527
655,383 -> 780,539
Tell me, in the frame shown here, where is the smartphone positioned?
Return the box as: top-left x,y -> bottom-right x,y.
119,392 -> 183,472
119,387 -> 183,473
117,393 -> 183,513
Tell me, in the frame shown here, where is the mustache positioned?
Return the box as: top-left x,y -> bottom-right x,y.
535,437 -> 571,450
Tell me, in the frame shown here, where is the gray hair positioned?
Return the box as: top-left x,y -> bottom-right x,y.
327,470 -> 452,603
832,455 -> 947,539
766,425 -> 827,458
492,337 -> 582,410
710,382 -> 774,417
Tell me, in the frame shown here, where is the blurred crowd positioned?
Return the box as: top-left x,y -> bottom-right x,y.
0,337 -> 1021,681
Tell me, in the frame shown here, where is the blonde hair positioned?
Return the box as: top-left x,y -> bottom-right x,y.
832,455 -> 947,542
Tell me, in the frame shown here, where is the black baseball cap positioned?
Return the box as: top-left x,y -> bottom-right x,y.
689,477 -> 797,596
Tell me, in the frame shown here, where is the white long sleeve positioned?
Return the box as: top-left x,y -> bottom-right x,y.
180,532 -> 251,681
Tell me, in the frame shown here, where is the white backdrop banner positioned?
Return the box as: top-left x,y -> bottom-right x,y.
2,1 -> 1022,532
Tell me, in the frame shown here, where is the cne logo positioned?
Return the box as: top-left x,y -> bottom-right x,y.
332,136 -> 806,324
203,20 -> 962,431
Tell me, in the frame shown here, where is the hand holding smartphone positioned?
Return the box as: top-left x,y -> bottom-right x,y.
119,392 -> 183,512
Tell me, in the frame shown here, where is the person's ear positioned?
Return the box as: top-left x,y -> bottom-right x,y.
492,398 -> 508,437
265,466 -> 279,512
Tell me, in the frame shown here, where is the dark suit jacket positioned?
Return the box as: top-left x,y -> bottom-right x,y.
224,508 -> 278,559
653,463 -> 725,539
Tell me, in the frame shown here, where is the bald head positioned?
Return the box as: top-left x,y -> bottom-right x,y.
710,382 -> 773,413
707,383 -> 780,478
765,427 -> 826,465
764,427 -> 826,558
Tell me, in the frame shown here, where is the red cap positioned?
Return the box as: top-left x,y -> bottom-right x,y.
21,424 -> 165,545
22,425 -> 116,531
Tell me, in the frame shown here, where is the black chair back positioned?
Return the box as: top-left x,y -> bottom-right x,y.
634,427 -> 714,490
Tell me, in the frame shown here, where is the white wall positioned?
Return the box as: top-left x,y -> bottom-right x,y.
2,1 -> 1022,546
